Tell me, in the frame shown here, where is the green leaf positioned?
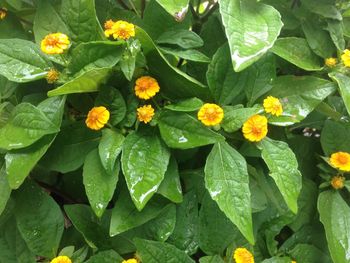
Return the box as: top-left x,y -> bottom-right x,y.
302,0 -> 342,20
0,39 -> 51,83
199,193 -> 237,255
0,12 -> 27,39
158,111 -> 224,149
204,141 -> 254,244
109,189 -> 167,236
40,122 -> 100,173
168,191 -> 199,255
261,257 -> 291,263
68,41 -> 124,75
0,164 -> 11,216
329,72 -> 350,116
136,27 -> 210,100
48,68 -> 111,97
157,29 -> 203,49
134,238 -> 195,263
326,20 -> 345,51
14,180 -> 64,258
61,0 -> 104,43
271,37 -> 322,71
154,0 -> 189,18
96,86 -> 126,126
221,105 -> 261,133
158,157 -> 183,203
5,134 -> 56,189
258,137 -> 302,214
83,149 -> 119,217
219,0 -> 283,71
165,98 -> 203,112
160,47 -> 210,63
120,53 -> 136,81
318,190 -> 350,263
267,76 -> 336,126
121,131 -> 170,210
289,243 -> 330,263
0,103 -> 59,150
98,129 -> 124,175
85,250 -> 123,263
199,256 -> 225,263
321,120 -> 350,156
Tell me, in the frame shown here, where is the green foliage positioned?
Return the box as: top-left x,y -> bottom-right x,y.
0,0 -> 350,262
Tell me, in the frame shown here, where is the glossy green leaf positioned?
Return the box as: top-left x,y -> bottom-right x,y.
327,20 -> 345,51
157,29 -> 202,49
0,39 -> 51,83
154,0 -> 189,18
271,37 -> 322,71
261,257 -> 291,263
267,76 -> 336,126
321,120 -> 350,156
318,190 -> 350,263
164,98 -> 203,112
199,256 -> 225,263
68,41 -> 124,75
0,103 -> 59,150
0,164 -> 11,216
0,12 -> 27,39
14,180 -> 64,258
219,0 -> 283,71
329,72 -> 350,116
302,0 -> 342,20
48,68 -> 111,97
5,134 -> 56,189
98,129 -> 124,175
135,27 -> 210,100
110,189 -> 166,236
168,191 -> 199,255
121,131 -> 170,210
221,105 -> 261,133
289,243 -> 330,263
204,141 -> 254,244
134,238 -> 195,263
160,47 -> 210,63
158,111 -> 224,149
83,149 -> 119,217
61,0 -> 104,43
85,250 -> 123,263
158,157 -> 183,203
258,137 -> 302,214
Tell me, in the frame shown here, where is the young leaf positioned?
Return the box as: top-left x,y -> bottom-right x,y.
329,72 -> 350,116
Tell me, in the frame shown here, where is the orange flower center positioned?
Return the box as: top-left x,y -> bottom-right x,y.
252,126 -> 262,135
46,35 -> 59,46
89,111 -> 99,121
337,154 -> 348,165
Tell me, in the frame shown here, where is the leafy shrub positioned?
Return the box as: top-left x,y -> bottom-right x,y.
0,0 -> 350,262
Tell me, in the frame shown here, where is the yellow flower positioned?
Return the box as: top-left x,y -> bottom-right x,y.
41,33 -> 70,55
197,103 -> 224,126
325,57 -> 337,67
135,76 -> 160,100
341,49 -> 350,67
330,152 -> 350,172
242,115 -> 268,142
85,106 -> 110,130
50,256 -> 72,263
331,175 -> 345,189
0,8 -> 7,20
122,259 -> 138,263
233,248 -> 254,263
263,96 -> 283,116
137,105 -> 155,124
46,68 -> 60,84
104,20 -> 135,40
291,261 -> 296,263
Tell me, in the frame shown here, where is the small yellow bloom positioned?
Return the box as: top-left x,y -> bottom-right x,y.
331,175 -> 345,189
291,261 -> 296,263
50,256 -> 72,263
233,248 -> 254,263
104,20 -> 135,40
41,33 -> 70,55
46,68 -> 60,84
325,57 -> 337,67
122,259 -> 138,263
341,49 -> 350,67
197,103 -> 224,126
137,105 -> 155,124
242,115 -> 268,142
0,8 -> 7,20
330,152 -> 350,172
85,106 -> 110,130
135,76 -> 160,100
263,96 -> 283,116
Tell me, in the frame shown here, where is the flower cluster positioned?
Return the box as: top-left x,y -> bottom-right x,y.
233,247 -> 254,263
104,19 -> 135,40
197,103 -> 224,126
330,152 -> 350,172
341,49 -> 350,67
41,33 -> 70,55
50,256 -> 72,263
122,258 -> 138,263
85,106 -> 110,130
